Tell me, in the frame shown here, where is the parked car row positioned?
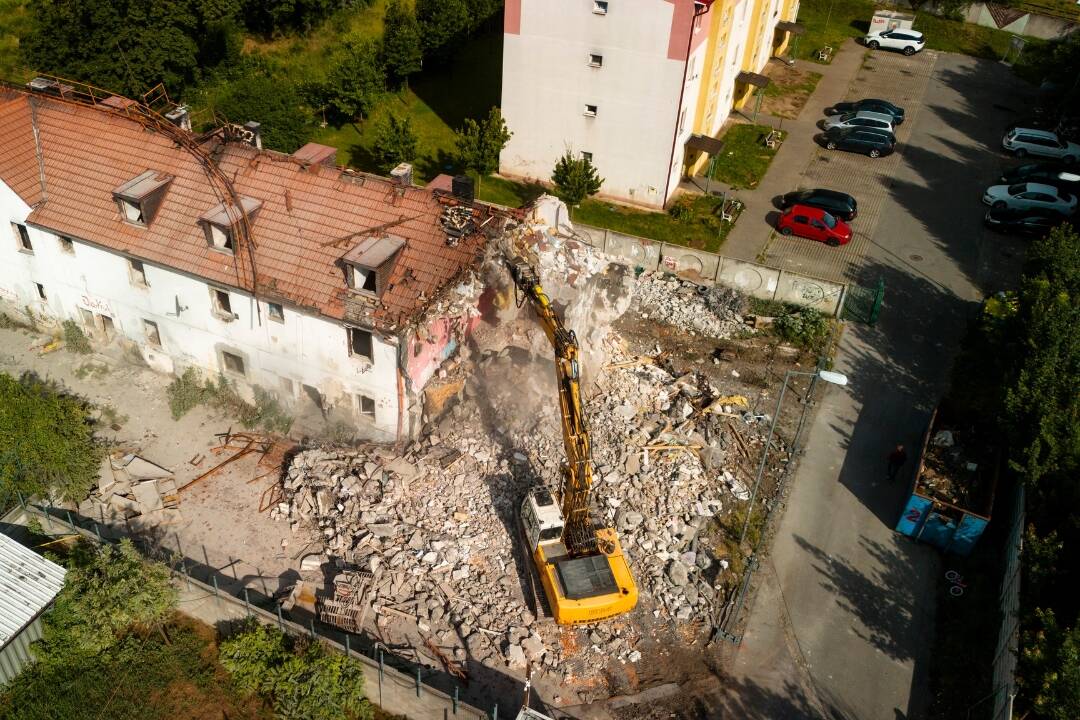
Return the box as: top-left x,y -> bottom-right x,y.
982,163 -> 1079,236
818,97 -> 903,158
775,190 -> 858,246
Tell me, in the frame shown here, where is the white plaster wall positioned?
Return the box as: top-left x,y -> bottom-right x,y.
0,181 -> 400,438
500,0 -> 686,208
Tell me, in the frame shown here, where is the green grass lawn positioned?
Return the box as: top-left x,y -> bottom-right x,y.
914,11 -> 1047,80
0,0 -> 30,82
711,124 -> 786,189
476,174 -> 546,207
761,69 -> 823,119
793,0 -> 875,63
571,194 -> 741,253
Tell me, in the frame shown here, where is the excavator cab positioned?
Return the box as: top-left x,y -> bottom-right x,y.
521,487 -> 636,625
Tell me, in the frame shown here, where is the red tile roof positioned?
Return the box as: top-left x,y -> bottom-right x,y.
0,94 -> 44,207
0,92 -> 489,332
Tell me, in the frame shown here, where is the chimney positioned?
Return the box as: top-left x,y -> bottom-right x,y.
164,105 -> 191,131
451,175 -> 475,202
243,121 -> 262,149
390,162 -> 413,187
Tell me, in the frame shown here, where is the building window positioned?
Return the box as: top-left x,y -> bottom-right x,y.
593,0 -> 608,14
357,394 -> 376,420
222,351 -> 245,375
584,104 -> 598,117
280,376 -> 295,397
129,259 -> 148,287
679,108 -> 688,133
143,319 -> 161,347
58,236 -> 74,254
582,151 -> 593,162
347,327 -> 373,361
351,266 -> 378,294
211,288 -> 233,320
113,170 -> 173,228
12,223 -> 32,252
78,307 -> 95,329
588,53 -> 603,67
207,223 -> 234,252
34,282 -> 46,301
268,302 -> 285,322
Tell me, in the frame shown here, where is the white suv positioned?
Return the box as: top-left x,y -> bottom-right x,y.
1002,128 -> 1080,163
864,29 -> 925,55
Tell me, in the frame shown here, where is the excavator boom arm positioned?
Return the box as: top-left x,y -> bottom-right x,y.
508,260 -> 596,555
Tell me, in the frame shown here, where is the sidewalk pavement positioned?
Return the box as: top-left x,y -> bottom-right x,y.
708,40 -> 866,263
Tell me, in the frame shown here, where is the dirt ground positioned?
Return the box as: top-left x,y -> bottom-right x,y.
759,60 -> 824,121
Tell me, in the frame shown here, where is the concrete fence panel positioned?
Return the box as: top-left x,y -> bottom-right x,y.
716,257 -> 782,300
572,223 -> 609,252
658,243 -> 722,285
774,270 -> 846,315
601,230 -> 662,272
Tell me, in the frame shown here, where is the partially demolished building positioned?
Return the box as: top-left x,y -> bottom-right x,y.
0,80 -> 496,440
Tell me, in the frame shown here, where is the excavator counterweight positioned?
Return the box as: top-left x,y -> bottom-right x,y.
508,258 -> 637,625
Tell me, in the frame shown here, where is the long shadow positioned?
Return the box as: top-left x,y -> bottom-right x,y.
410,28 -> 504,131
711,673 -> 849,719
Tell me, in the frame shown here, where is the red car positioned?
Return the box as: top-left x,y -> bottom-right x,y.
776,204 -> 853,246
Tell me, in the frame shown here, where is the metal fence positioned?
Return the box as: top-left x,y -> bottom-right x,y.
990,484 -> 1024,720
0,496 -> 493,720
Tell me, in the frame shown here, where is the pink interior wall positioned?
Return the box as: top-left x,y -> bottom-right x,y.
405,312 -> 480,391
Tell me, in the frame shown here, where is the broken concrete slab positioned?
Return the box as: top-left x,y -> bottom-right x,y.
132,480 -> 164,513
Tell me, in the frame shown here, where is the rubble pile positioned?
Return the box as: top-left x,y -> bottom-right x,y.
77,453 -> 181,531
632,273 -> 746,339
272,332 -> 771,672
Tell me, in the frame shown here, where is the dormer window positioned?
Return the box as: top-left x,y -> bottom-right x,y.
200,196 -> 262,254
113,170 -> 173,227
341,235 -> 404,297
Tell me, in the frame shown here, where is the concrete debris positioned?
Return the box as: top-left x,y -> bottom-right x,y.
633,273 -> 746,339
79,452 -> 180,529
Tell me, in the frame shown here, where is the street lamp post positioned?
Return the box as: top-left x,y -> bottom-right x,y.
739,369 -> 848,546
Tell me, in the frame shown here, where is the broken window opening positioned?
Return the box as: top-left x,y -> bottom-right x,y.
129,259 -> 148,287
78,308 -> 95,330
96,314 -> 115,340
279,376 -> 295,397
268,302 -> 285,322
207,223 -> 235,252
34,282 -> 46,301
119,199 -> 145,225
588,53 -> 603,67
113,170 -> 172,227
357,394 -> 376,421
12,223 -> 32,252
143,319 -> 161,347
222,351 -> 245,375
211,288 -> 234,320
59,236 -> 74,254
347,327 -> 373,361
593,1 -> 609,14
352,266 -> 378,294
584,104 -> 598,117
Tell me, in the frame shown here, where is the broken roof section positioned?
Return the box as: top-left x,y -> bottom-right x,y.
0,89 -> 491,332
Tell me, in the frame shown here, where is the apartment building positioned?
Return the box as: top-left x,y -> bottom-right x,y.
500,0 -> 800,209
0,83 -> 491,441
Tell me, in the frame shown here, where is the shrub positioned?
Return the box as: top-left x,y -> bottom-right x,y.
166,368 -> 292,433
668,197 -> 694,221
62,321 -> 92,354
166,367 -> 213,420
774,307 -> 831,352
220,621 -> 373,720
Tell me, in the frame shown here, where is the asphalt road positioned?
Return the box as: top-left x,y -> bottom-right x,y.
713,50 -> 1032,719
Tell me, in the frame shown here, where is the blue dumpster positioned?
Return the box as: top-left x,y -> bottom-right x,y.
895,405 -> 996,556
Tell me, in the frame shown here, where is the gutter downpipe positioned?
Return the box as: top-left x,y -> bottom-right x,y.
663,1 -> 710,209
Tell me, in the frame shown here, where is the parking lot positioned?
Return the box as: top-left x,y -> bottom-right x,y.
736,45 -> 1033,289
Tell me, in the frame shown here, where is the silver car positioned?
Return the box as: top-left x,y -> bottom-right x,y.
981,182 -> 1076,215
1002,128 -> 1080,162
822,110 -> 895,133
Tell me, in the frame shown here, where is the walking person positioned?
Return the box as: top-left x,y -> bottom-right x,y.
887,444 -> 908,482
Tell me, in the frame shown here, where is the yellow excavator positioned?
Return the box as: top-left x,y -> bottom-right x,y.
507,257 -> 637,625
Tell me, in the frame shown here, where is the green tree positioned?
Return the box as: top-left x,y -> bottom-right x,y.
36,539 -> 176,660
21,0 -> 242,97
1002,224 -> 1080,488
371,113 -> 418,173
454,106 -> 512,192
211,73 -> 312,152
382,0 -> 423,88
1020,609 -> 1080,720
243,0 -> 334,34
220,621 -> 373,720
465,0 -> 501,32
0,372 -> 102,503
324,36 -> 387,121
551,150 -> 604,206
416,0 -> 470,59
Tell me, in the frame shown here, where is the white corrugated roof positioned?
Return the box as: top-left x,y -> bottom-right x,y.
0,533 -> 67,647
